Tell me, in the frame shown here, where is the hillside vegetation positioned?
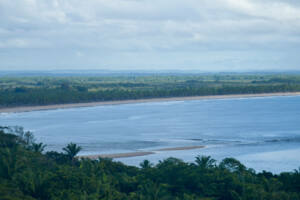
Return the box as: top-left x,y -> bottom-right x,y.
1,126 -> 300,200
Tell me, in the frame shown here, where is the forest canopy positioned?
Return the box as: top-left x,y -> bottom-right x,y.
1,74 -> 300,107
0,126 -> 300,200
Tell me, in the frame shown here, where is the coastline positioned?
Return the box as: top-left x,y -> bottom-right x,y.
1,92 -> 300,114
79,145 -> 205,159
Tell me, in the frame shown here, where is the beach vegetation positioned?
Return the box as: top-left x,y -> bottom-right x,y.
63,142 -> 82,160
1,126 -> 300,199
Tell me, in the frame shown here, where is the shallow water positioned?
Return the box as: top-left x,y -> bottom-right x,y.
1,95 -> 300,173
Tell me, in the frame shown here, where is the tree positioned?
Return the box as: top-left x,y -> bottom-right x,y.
195,155 -> 216,169
9,126 -> 35,146
140,160 -> 153,169
62,143 -> 82,160
30,143 -> 46,153
219,158 -> 246,173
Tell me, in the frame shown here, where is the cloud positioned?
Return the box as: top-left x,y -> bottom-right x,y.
0,0 -> 299,70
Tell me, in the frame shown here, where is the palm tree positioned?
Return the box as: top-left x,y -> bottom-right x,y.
63,143 -> 82,160
31,142 -> 46,153
195,155 -> 216,169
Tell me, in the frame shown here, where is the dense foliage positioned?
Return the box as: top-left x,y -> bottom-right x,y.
1,126 -> 300,200
1,74 -> 300,107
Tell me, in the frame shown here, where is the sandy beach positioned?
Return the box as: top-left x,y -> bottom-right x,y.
81,151 -> 155,159
1,92 -> 300,114
79,145 -> 205,159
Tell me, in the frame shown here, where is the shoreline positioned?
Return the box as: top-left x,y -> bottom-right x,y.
79,145 -> 205,159
1,92 -> 300,114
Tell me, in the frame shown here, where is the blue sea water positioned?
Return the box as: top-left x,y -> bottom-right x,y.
1,95 -> 300,173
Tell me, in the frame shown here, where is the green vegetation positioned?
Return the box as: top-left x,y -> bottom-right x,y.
1,126 -> 300,200
1,74 -> 300,107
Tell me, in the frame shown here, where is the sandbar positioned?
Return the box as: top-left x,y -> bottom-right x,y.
79,145 -> 205,159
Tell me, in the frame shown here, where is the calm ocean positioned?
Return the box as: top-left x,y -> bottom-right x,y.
1,95 -> 300,173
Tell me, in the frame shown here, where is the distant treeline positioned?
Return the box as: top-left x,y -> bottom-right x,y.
1,74 -> 300,107
1,126 -> 300,200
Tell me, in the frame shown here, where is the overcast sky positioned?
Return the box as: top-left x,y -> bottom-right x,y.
0,0 -> 300,71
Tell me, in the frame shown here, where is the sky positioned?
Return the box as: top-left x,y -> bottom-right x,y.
0,0 -> 300,71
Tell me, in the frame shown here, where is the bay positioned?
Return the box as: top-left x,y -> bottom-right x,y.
1,95 -> 300,173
